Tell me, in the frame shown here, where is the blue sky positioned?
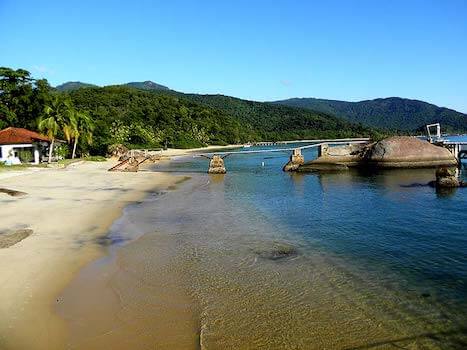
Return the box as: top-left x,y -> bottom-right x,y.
1,0 -> 466,112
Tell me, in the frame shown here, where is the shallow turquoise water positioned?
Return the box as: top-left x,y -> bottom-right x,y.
154,140 -> 467,332
58,138 -> 467,348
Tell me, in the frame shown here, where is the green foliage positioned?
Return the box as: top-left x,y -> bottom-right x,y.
54,143 -> 70,159
274,97 -> 467,133
2,66 -> 384,157
55,81 -> 97,92
17,149 -> 34,163
67,86 -> 255,151
124,81 -> 169,91
182,93 -> 374,140
38,95 -> 73,140
0,67 -> 52,129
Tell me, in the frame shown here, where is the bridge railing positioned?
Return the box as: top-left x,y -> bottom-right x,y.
195,138 -> 370,158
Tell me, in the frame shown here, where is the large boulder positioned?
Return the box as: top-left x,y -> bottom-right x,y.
435,167 -> 461,188
367,136 -> 457,168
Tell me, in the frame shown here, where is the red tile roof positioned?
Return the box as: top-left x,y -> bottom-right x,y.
0,127 -> 50,145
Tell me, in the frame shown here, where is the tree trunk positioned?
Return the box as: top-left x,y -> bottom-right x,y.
48,138 -> 55,163
72,136 -> 78,159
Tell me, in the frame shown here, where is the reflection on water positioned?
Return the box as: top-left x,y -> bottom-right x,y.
60,145 -> 467,349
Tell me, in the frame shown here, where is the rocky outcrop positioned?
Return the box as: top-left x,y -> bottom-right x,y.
297,137 -> 457,171
367,136 -> 457,168
0,188 -> 27,197
434,167 -> 464,188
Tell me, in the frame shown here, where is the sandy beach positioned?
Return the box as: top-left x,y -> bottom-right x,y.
0,160 -> 182,350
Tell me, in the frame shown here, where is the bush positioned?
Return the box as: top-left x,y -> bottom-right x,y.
17,149 -> 34,163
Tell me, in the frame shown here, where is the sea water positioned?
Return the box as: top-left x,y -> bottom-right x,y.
60,139 -> 467,349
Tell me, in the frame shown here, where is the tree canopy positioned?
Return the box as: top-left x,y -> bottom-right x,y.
1,67 -> 382,157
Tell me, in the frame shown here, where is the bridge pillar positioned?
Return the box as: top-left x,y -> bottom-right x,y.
318,144 -> 329,157
208,155 -> 226,174
283,148 -> 305,172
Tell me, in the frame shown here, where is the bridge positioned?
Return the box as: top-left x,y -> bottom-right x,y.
438,141 -> 467,161
426,123 -> 467,161
196,138 -> 371,173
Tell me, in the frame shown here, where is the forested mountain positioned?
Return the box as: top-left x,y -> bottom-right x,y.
56,80 -> 169,92
55,81 -> 97,91
66,87 -> 376,153
124,81 -> 170,91
1,67 -> 378,156
67,86 -> 254,152
179,93 -> 376,141
273,97 -> 467,133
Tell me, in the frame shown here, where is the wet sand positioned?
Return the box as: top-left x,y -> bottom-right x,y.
0,161 -> 183,350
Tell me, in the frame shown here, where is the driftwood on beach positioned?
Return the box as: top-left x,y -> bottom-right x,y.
108,150 -> 162,172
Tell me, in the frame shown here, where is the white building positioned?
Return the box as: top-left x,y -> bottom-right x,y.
0,127 -> 51,165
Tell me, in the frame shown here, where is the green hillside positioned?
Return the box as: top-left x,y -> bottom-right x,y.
67,86 -> 253,152
180,93 -> 375,141
55,81 -> 98,91
66,87 -> 376,153
124,81 -> 170,91
1,67 -> 378,157
274,97 -> 467,133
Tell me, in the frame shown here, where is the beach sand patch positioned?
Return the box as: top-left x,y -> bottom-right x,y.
0,228 -> 33,248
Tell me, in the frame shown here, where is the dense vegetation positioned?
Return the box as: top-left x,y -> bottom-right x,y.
55,81 -> 98,91
125,81 -> 169,91
0,68 -> 52,130
181,93 -> 377,140
68,86 -> 254,153
274,97 -> 467,133
1,67 -> 380,158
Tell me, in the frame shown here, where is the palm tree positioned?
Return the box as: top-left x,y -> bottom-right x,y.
38,96 -> 73,163
70,111 -> 94,159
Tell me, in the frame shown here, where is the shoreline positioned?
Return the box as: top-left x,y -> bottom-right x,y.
55,178 -> 204,349
0,160 -> 185,350
51,164 -> 464,349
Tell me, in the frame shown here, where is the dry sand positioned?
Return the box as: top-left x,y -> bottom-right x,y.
0,160 -> 182,350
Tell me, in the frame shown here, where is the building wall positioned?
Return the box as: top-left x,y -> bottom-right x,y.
0,144 -> 40,165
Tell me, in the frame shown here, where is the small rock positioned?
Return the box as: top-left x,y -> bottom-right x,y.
254,242 -> 299,261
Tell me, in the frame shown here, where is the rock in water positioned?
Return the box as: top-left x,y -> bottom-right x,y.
367,136 -> 457,168
435,167 -> 461,188
208,155 -> 226,174
254,242 -> 299,261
